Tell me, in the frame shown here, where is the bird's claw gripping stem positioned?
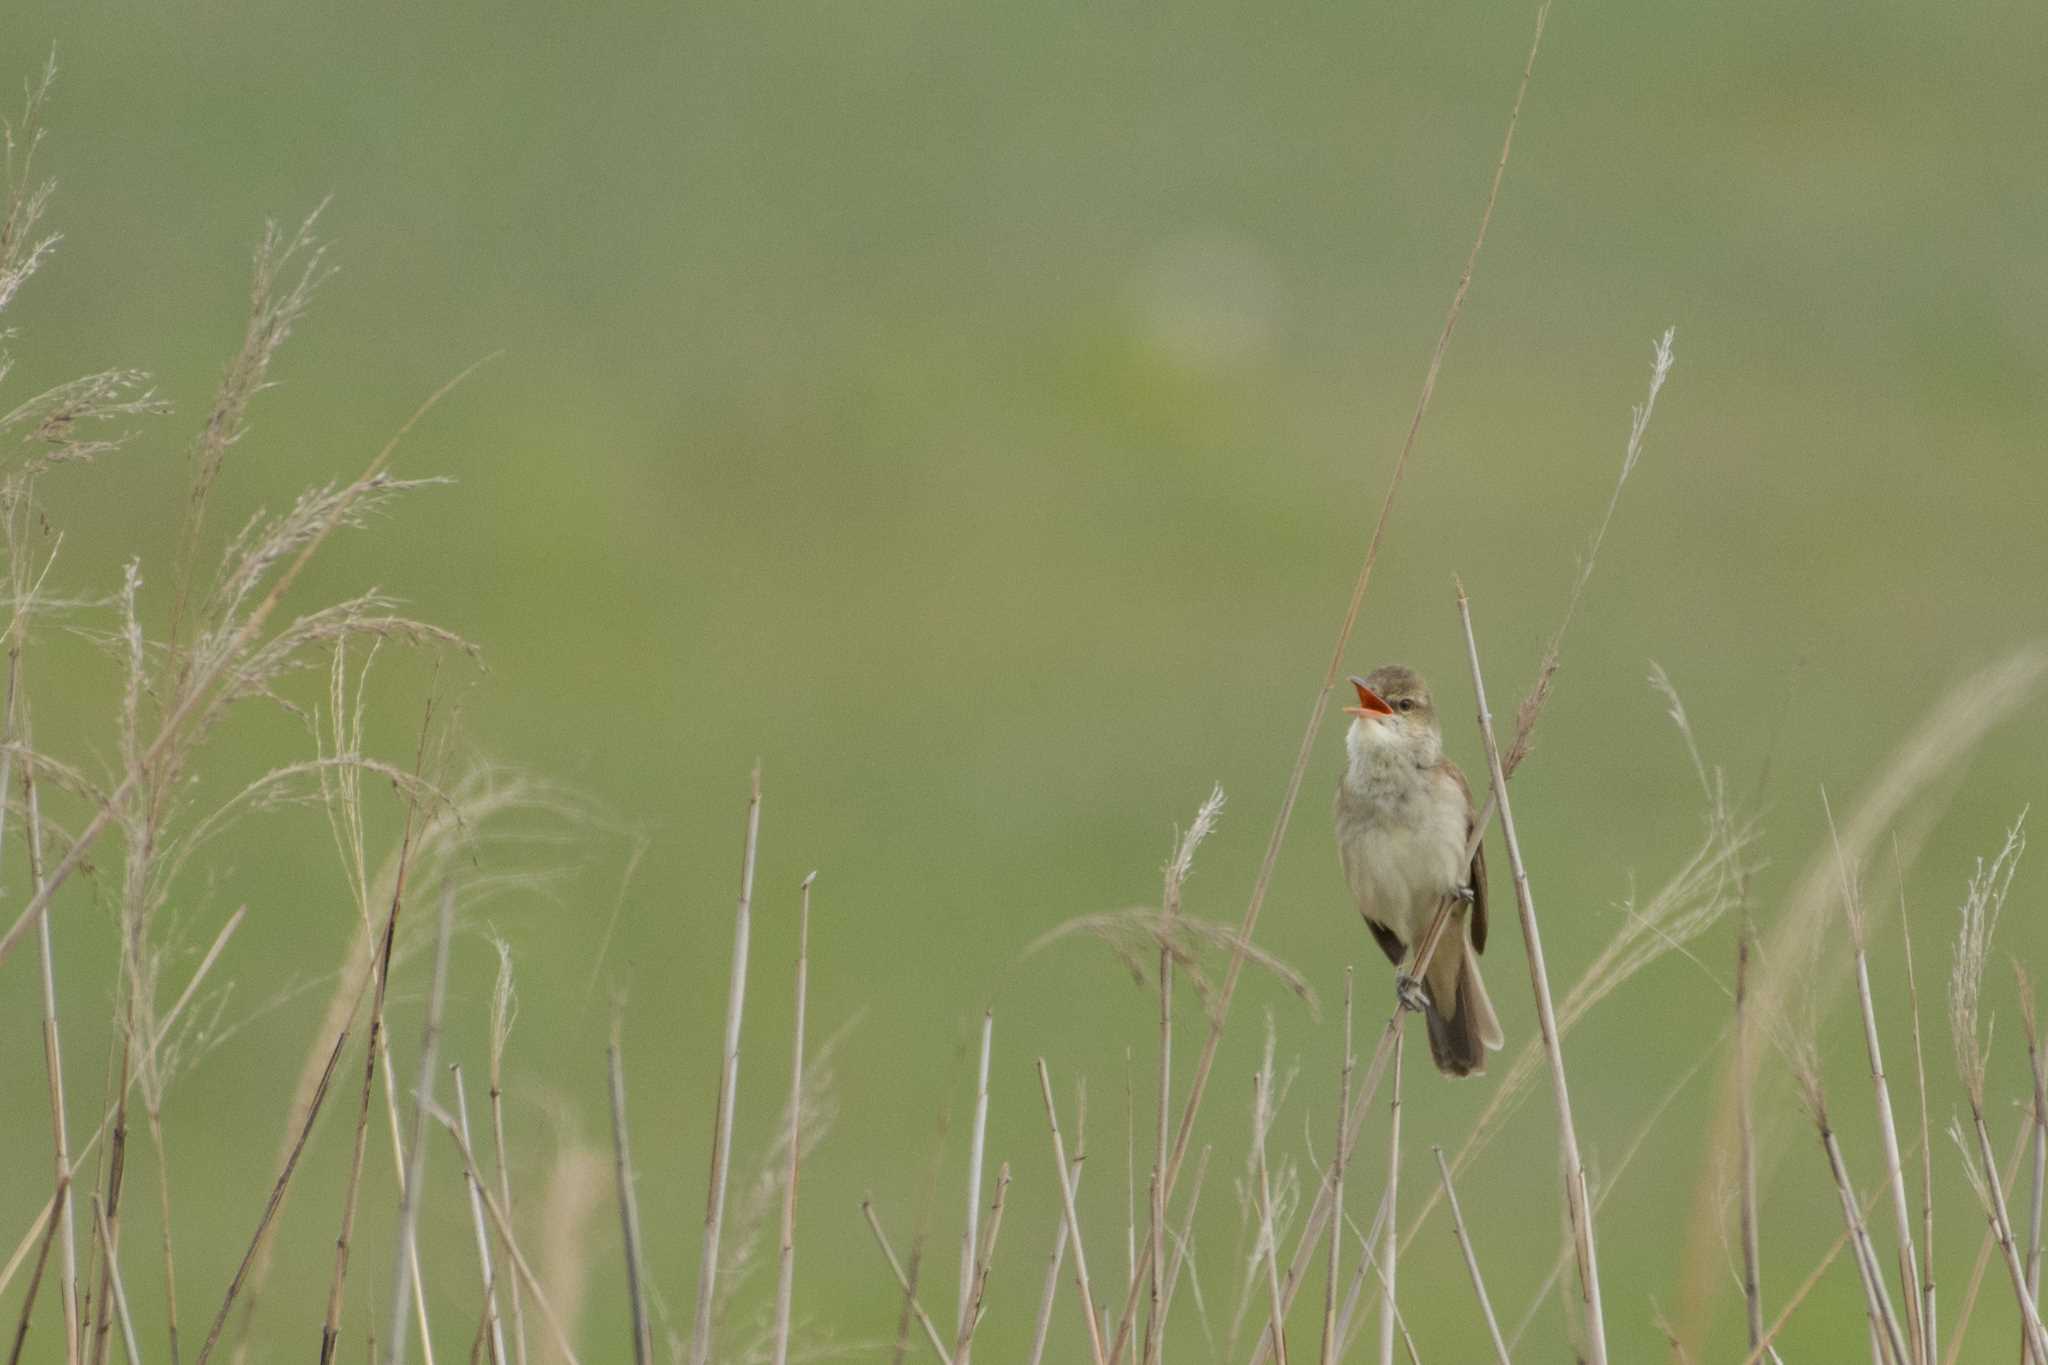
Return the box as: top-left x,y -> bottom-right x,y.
1451,883 -> 1476,906
1394,972 -> 1430,1014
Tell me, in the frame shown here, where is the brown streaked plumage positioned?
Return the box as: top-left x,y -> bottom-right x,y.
1333,664 -> 1503,1077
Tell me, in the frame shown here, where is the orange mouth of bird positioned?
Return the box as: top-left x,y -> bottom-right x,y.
1344,676 -> 1395,718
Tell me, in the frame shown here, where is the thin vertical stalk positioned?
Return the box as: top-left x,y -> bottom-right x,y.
319,861 -> 408,1365
1896,852 -> 1936,1365
6,1174 -> 67,1365
192,1028 -> 350,1365
1940,1118 -> 2033,1365
1377,1036 -> 1404,1365
0,913 -> 240,1307
386,884 -> 457,1365
1124,1055 -> 1137,1304
1738,1184 -> 1883,1365
1037,1060 -> 1107,1365
1253,1071 -> 1289,1365
1963,1108 -> 2048,1362
1433,1148 -> 1511,1365
1320,971 -> 1354,1365
1157,1148 -> 1209,1325
19,719 -> 80,1365
2027,1103 -> 2045,1364
89,1201 -> 140,1365
1456,583 -> 1606,1365
606,1038 -> 652,1365
1816,1104 -> 1912,1365
860,1203 -> 954,1365
2019,974 -> 2046,1365
957,1007 -> 991,1364
435,1114 -> 585,1365
487,946 -> 529,1365
451,1070 -> 508,1365
689,766 -> 761,1365
771,874 -> 816,1365
1027,1160 -> 1088,1365
1735,925 -> 1764,1356
1826,793 -> 1925,1360
952,1166 -> 1011,1360
139,1108 -> 179,1365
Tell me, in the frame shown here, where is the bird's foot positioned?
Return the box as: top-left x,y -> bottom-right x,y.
1451,882 -> 1476,906
1394,972 -> 1430,1014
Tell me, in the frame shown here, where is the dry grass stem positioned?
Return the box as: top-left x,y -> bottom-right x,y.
453,1069 -> 509,1365
386,884 -> 457,1365
1940,1117 -> 2033,1365
1319,971 -> 1353,1365
606,1037 -> 653,1365
690,765 -> 761,1365
1243,1015 -> 1400,1365
1824,790 -> 1926,1359
191,1026 -> 349,1365
1337,1202 -> 1425,1365
1943,813 -> 2048,1358
1456,582 -> 1606,1364
1954,1111 -> 2048,1362
488,941 -> 530,1365
89,1200 -> 141,1365
1432,1147 -> 1511,1365
860,1202 -> 954,1365
1736,1175 -> 1887,1365
1102,11 -> 1550,1354
318,820 -> 417,1365
1735,924 -> 1764,1356
1896,850 -> 1938,1365
1507,1035 -> 1718,1352
1252,1069 -> 1290,1365
952,1165 -> 1011,1359
2020,971 -> 2047,1362
1803,1078 -> 1912,1365
0,909 -> 244,1306
1025,1154 -> 1085,1365
433,1111 -> 586,1365
1146,786 -> 1220,1365
6,1174 -> 66,1365
957,1005 -> 990,1364
1376,1036 -> 1404,1365
771,874 -> 817,1365
1504,326 -> 1676,778
1037,1059 -> 1108,1365
1158,1146 -> 1210,1327
16,701 -> 81,1365
955,1162 -> 1011,1355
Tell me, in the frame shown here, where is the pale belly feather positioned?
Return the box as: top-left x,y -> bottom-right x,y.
1337,777 -> 1467,946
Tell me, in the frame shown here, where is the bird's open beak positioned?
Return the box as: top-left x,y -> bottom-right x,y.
1344,676 -> 1395,719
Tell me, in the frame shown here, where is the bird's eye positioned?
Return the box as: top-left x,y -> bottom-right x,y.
1397,698 -> 1414,712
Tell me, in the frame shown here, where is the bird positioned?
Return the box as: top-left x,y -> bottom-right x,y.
1333,664 -> 1503,1076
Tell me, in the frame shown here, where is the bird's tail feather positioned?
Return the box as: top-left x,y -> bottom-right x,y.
1424,940 -> 1503,1078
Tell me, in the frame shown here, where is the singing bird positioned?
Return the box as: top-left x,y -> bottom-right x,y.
1333,664 -> 1504,1076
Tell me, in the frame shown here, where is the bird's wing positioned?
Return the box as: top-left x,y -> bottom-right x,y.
1363,915 -> 1406,966
1336,779 -> 1408,965
1446,759 -> 1489,955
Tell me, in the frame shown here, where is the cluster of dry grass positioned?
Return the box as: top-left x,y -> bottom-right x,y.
3,32 -> 2046,1365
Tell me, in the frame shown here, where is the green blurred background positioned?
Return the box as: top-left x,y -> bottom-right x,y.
3,0 -> 2045,1360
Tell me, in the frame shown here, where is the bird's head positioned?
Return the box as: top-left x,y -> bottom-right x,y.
1343,664 -> 1441,764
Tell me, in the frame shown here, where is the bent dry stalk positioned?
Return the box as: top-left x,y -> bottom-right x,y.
1457,582 -> 1607,1365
